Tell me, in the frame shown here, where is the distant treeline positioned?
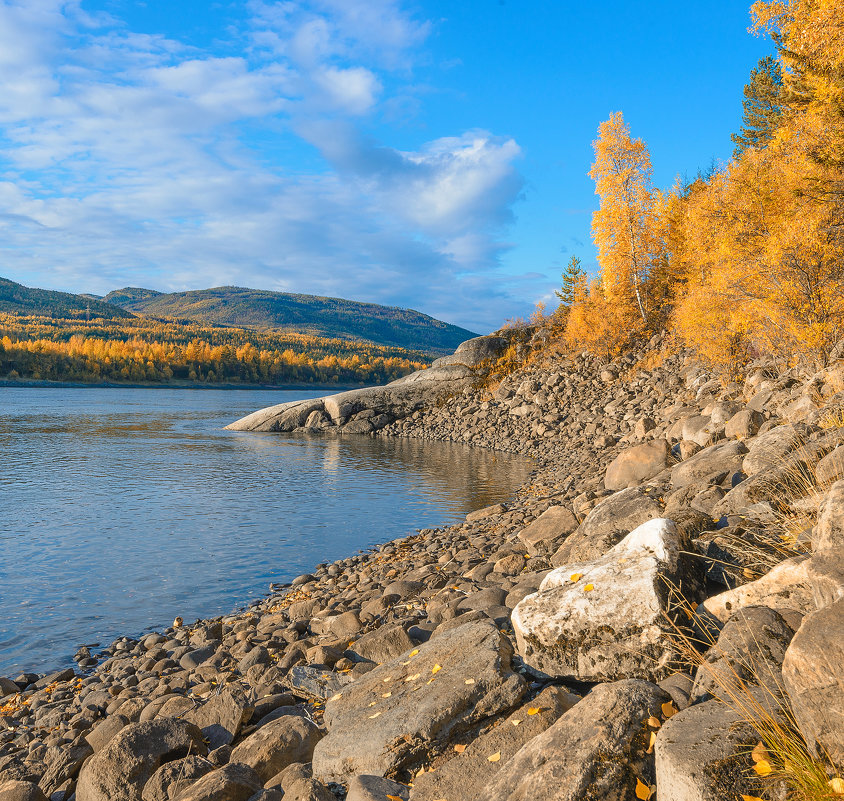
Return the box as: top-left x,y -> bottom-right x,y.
0,314 -> 429,386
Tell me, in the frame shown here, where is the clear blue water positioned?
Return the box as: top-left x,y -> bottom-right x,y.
0,387 -> 531,676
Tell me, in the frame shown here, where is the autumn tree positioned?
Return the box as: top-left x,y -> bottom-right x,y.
589,112 -> 663,324
731,55 -> 785,156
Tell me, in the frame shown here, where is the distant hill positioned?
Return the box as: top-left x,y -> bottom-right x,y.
104,286 -> 477,355
0,277 -> 133,320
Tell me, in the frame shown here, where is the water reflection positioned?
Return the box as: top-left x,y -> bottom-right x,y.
0,387 -> 531,675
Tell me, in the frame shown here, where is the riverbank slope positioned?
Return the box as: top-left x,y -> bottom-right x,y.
1,332 -> 843,801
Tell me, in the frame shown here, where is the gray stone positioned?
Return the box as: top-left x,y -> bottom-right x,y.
670,440 -> 747,489
86,715 -> 131,754
284,666 -> 355,701
815,446 -> 844,488
515,519 -> 683,682
806,549 -> 844,609
348,625 -> 416,664
141,756 -> 214,801
38,740 -> 93,797
814,480 -> 844,552
724,408 -> 764,440
0,781 -> 48,801
484,680 -> 669,801
170,763 -> 263,801
348,775 -> 410,801
184,688 -> 253,750
409,685 -> 578,801
551,486 -> 662,566
312,620 -> 526,783
742,424 -> 805,476
782,597 -> 844,763
654,698 -> 765,801
692,606 -> 794,703
604,440 -> 671,490
76,718 -> 207,801
280,777 -> 336,801
517,506 -> 578,555
229,715 -> 322,783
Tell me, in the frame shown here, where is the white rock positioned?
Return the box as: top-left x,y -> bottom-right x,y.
513,519 -> 682,682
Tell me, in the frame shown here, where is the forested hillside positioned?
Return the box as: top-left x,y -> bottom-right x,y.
103,286 -> 476,355
540,0 -> 844,380
0,277 -> 132,320
0,314 -> 427,386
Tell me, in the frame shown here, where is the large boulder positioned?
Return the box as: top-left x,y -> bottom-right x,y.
229,715 -> 322,783
76,719 -> 207,801
691,606 -> 794,703
654,698 -> 766,801
170,763 -> 263,801
550,487 -> 662,567
814,480 -> 844,552
514,519 -> 684,682
0,782 -> 48,801
604,440 -> 671,490
699,556 -> 814,623
670,440 -> 748,489
141,757 -> 215,801
312,620 -> 526,783
183,688 -> 252,750
782,597 -> 844,764
517,505 -> 578,555
484,680 -> 670,801
409,686 -> 579,801
742,424 -> 806,475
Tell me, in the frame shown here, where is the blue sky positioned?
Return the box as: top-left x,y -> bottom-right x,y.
0,1 -> 772,332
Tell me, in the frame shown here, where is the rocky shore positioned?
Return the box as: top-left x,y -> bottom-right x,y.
2,333 -> 843,801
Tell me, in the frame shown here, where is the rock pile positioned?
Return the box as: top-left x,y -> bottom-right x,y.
2,333 -> 843,800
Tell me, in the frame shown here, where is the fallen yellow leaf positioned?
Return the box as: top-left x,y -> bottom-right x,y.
382,692 -> 392,698
584,583 -> 595,592
754,759 -> 772,776
751,741 -> 770,764
646,731 -> 656,754
511,719 -> 522,726
465,679 -> 475,685
661,700 -> 677,719
647,715 -> 661,728
454,743 -> 467,753
432,664 -> 442,674
488,752 -> 501,762
409,649 -> 419,657
329,693 -> 342,701
635,777 -> 653,799
527,707 -> 540,715
829,777 -> 844,794
368,711 -> 381,719
740,796 -> 766,801
386,796 -> 404,801
570,572 -> 582,582
405,673 -> 421,682
368,701 -> 377,707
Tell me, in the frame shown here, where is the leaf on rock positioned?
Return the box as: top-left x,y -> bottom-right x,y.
661,700 -> 677,719
740,796 -> 766,801
527,707 -> 541,715
634,777 -> 653,799
329,693 -> 342,701
570,572 -> 583,582
386,796 -> 404,801
368,711 -> 381,719
465,679 -> 475,685
454,744 -> 467,753
829,778 -> 844,795
432,664 -> 442,674
488,752 -> 501,762
646,731 -> 656,754
647,715 -> 661,728
583,583 -> 595,592
511,719 -> 522,726
753,759 -> 772,776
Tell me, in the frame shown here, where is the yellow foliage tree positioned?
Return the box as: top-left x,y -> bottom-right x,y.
589,112 -> 663,325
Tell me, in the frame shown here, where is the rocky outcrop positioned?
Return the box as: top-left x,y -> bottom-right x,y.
225,334 -> 509,433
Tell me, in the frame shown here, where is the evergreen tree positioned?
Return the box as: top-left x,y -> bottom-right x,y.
731,56 -> 784,157
555,255 -> 587,308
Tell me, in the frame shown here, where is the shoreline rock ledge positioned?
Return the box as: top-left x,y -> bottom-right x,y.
224,334 -> 509,434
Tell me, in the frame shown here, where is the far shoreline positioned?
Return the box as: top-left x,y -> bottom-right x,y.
0,378 -> 373,392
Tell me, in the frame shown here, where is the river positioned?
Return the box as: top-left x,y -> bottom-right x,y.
0,387 -> 531,676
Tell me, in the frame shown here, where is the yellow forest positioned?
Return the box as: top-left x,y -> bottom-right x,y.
554,0 -> 844,379
0,314 -> 428,386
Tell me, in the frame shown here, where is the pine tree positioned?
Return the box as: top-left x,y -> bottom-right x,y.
555,255 -> 587,308
731,55 -> 784,157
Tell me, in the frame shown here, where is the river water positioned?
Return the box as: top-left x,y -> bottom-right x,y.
0,387 -> 531,676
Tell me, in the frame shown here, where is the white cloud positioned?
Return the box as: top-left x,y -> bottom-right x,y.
0,0 -> 533,331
